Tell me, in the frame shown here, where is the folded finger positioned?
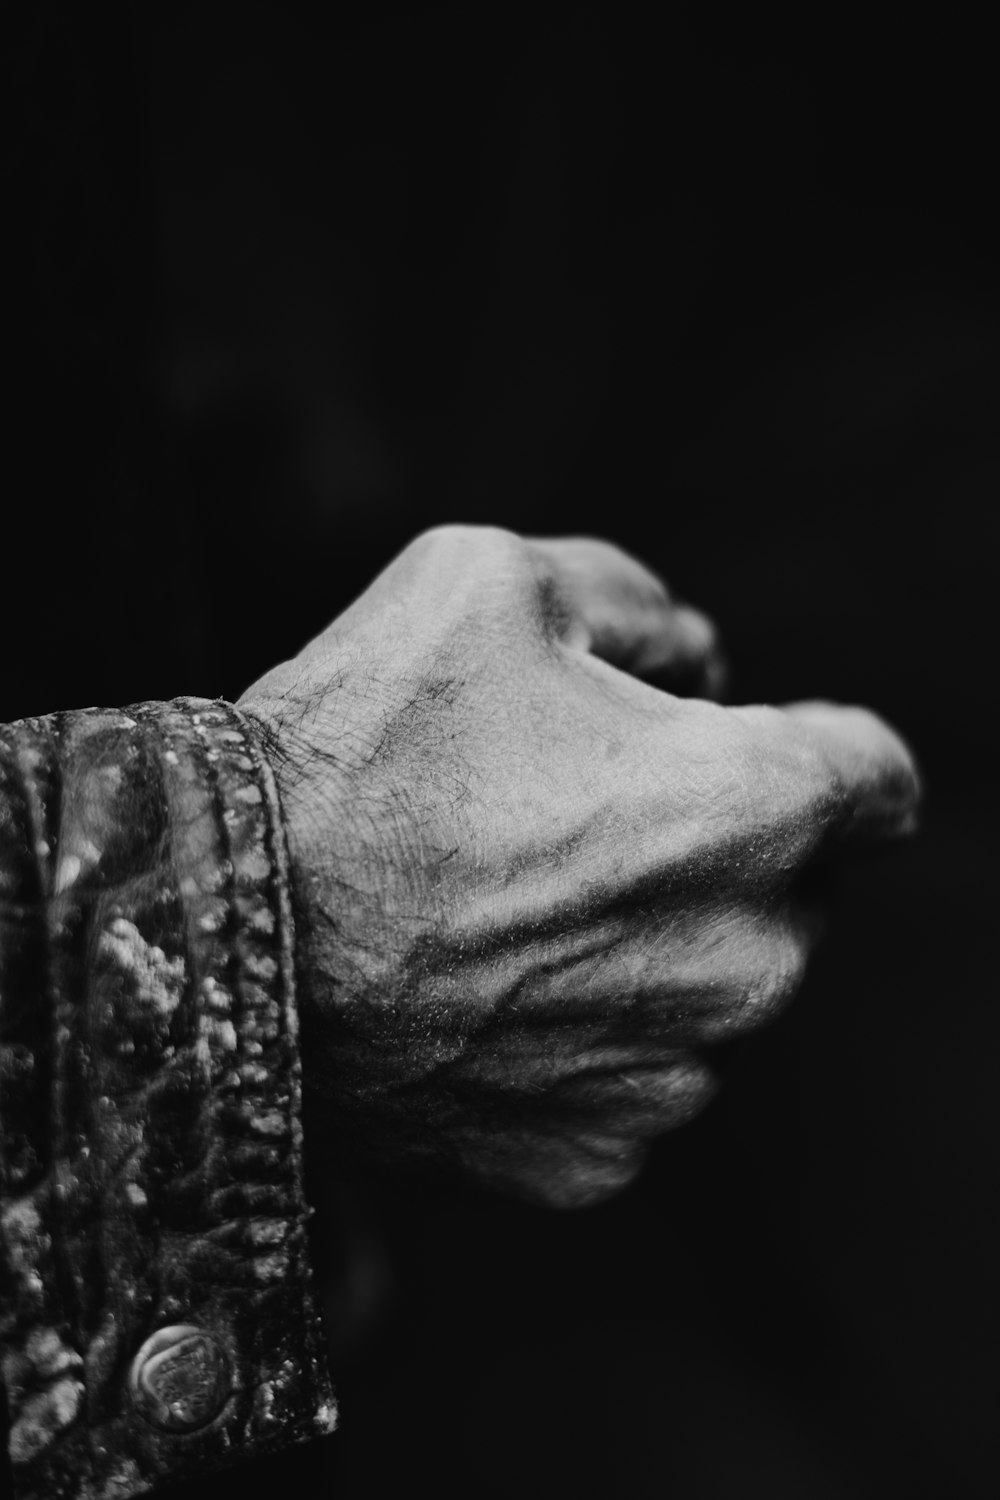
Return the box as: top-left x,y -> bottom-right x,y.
526,535 -> 727,698
738,699 -> 922,852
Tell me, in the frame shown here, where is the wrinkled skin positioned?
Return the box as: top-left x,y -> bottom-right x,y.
240,526 -> 920,1207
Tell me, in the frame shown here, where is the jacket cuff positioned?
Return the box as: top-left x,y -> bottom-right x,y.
0,699 -> 337,1500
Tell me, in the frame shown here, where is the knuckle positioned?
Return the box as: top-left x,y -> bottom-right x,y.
731,705 -> 841,824
532,536 -> 674,620
408,524 -> 544,607
544,534 -> 647,576
409,522 -> 525,564
696,918 -> 810,1041
737,936 -> 809,1031
754,945 -> 808,1014
681,606 -> 722,659
731,702 -> 790,748
399,526 -> 559,638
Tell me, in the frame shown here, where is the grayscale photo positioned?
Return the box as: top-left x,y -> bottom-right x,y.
2,5 -> 995,1498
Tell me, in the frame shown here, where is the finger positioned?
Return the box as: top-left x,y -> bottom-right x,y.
743,699 -> 922,850
526,535 -> 728,699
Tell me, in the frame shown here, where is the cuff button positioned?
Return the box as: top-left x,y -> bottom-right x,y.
129,1325 -> 231,1433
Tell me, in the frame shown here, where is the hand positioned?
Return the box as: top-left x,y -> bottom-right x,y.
239,526 -> 920,1207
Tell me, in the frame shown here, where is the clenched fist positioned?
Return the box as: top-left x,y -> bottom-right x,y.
239,527 -> 920,1206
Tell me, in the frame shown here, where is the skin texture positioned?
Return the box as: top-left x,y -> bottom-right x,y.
239,526 -> 920,1207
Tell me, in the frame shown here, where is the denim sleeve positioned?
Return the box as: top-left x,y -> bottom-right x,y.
0,698 -> 337,1500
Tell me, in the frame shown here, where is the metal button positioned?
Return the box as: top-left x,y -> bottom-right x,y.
129,1325 -> 231,1432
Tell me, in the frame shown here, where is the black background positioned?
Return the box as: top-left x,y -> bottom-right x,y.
5,4 -> 998,1496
